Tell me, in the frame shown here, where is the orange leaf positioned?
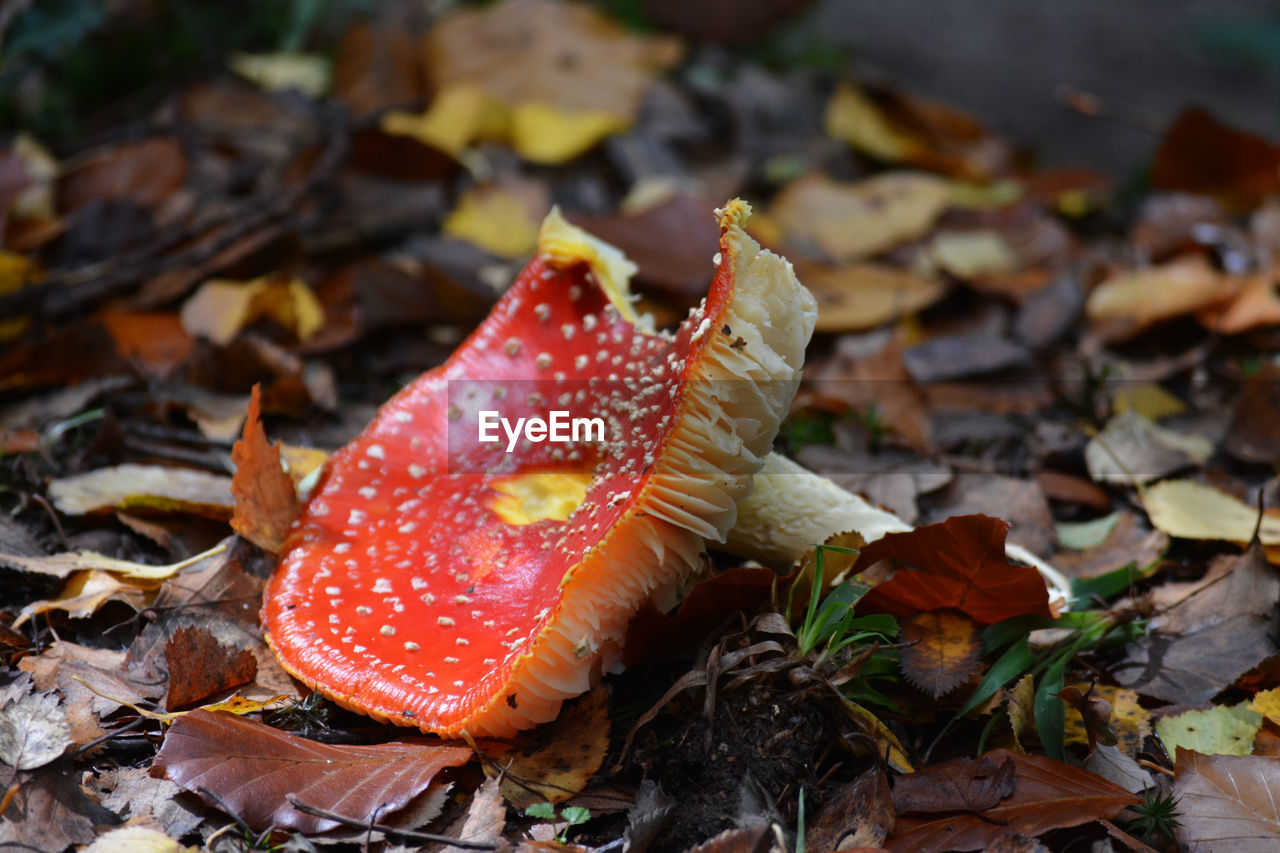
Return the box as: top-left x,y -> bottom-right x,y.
854,515 -> 1052,625
898,610 -> 982,699
230,385 -> 300,553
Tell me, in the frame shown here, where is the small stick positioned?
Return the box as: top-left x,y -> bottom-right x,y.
286,796 -> 498,850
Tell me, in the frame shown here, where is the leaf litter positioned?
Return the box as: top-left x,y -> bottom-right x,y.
5,0 -> 1280,849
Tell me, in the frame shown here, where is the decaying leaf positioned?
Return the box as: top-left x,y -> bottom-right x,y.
164,625 -> 258,711
84,826 -> 201,853
892,753 -> 1016,815
805,768 -> 894,852
443,185 -> 542,259
230,385 -> 300,554
855,515 -> 1053,625
898,610 -> 982,699
1250,687 -> 1280,727
152,709 -> 473,833
0,540 -> 228,581
887,749 -> 1139,852
0,688 -> 70,769
14,569 -> 160,627
1152,107 -> 1280,210
0,761 -> 109,849
1085,411 -> 1212,486
1062,683 -> 1150,757
1156,703 -> 1262,757
46,463 -> 234,518
496,685 -> 609,808
441,776 -> 506,853
769,171 -> 953,263
1174,749 -> 1280,851
180,273 -> 325,346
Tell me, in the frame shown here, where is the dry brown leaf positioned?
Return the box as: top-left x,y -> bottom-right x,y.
14,570 -> 159,627
230,385 -> 300,553
1086,255 -> 1239,337
152,709 -> 473,833
47,464 -> 234,519
1201,270 -> 1280,334
0,762 -> 108,849
802,261 -> 947,332
892,753 -> 1015,815
770,172 -> 952,263
91,766 -> 205,840
496,685 -> 609,808
0,688 -> 70,769
164,625 -> 258,711
58,136 -> 187,212
1174,750 -> 1280,851
441,776 -> 507,853
898,610 -> 982,699
1062,684 -> 1150,757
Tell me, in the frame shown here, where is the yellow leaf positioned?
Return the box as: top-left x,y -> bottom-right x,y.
1004,674 -> 1035,751
899,610 -> 982,698
803,262 -> 946,332
279,443 -> 330,485
228,51 -> 330,98
837,696 -> 913,773
380,82 -> 508,156
444,185 -> 541,259
180,273 -> 325,346
492,685 -> 608,807
1111,382 -> 1186,420
1087,255 -> 1239,334
10,133 -> 57,220
1249,687 -> 1280,727
15,570 -> 159,626
1063,684 -> 1151,757
824,81 -> 920,163
0,541 -> 227,581
0,251 -> 41,296
1156,702 -> 1261,756
47,463 -> 234,518
770,172 -> 953,263
511,102 -> 629,165
1143,479 -> 1280,551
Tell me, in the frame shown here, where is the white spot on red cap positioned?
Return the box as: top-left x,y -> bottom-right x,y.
366,444 -> 386,460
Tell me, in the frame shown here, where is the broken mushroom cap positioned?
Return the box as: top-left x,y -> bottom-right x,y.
262,201 -> 818,737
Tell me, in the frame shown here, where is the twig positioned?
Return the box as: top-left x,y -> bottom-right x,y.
286,796 -> 499,850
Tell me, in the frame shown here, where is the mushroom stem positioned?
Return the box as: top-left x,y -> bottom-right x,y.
728,452 -> 1073,610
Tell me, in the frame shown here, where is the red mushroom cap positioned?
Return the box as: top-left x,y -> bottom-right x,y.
262,201 -> 816,736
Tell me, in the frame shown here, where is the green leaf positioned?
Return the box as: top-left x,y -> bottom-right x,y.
1056,513 -> 1120,550
560,806 -> 591,826
1034,653 -> 1068,761
525,803 -> 556,820
959,638 -> 1035,717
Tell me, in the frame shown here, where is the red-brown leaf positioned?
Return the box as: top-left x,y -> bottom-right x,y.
151,709 -> 473,833
230,384 -> 300,553
887,749 -> 1139,852
163,625 -> 257,710
855,515 -> 1052,625
891,754 -> 1015,815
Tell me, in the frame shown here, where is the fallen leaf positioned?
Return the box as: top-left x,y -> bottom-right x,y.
443,185 -> 542,259
1250,687 -> 1280,727
496,685 -> 609,808
1225,367 -> 1280,465
98,311 -> 194,379
824,81 -> 921,164
230,385 -> 300,554
802,261 -> 947,333
927,475 -> 1055,557
902,333 -> 1032,382
891,753 -> 1015,814
5,133 -> 56,220
85,826 -> 201,853
1152,107 -> 1280,210
58,137 -> 187,212
0,689 -> 70,769
331,19 -> 424,117
1056,514 -> 1121,551
1085,411 -> 1211,486
511,102 -> 631,164
898,610 -> 981,699
1174,749 -> 1280,851
91,766 -> 205,840
180,273 -> 325,346
770,172 -> 953,263
229,52 -> 330,98
152,709 -> 473,833
1055,685 -> 1116,752
164,625 -> 258,711
441,776 -> 506,853
0,761 -> 108,849
887,749 -> 1138,852
1157,703 -> 1262,757
1202,270 -> 1280,334
0,541 -> 228,581
928,230 -> 1017,279
1084,744 -> 1154,795
855,515 -> 1053,625
1062,684 -> 1150,757
1142,479 -> 1280,553
1111,381 -> 1187,420
1086,255 -> 1238,338
14,569 -> 159,627
805,768 -> 894,852
47,463 -> 234,519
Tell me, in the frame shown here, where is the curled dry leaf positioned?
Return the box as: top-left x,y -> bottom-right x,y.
230,385 -> 300,554
897,610 -> 982,699
1085,255 -> 1238,338
152,709 -> 473,833
801,261 -> 947,333
1062,684 -> 1149,757
13,569 -> 159,627
0,689 -> 70,770
46,463 -> 234,519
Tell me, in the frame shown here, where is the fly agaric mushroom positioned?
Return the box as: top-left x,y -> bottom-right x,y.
262,200 -> 817,737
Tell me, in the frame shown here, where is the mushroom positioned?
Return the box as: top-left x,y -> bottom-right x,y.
262,200 -> 818,737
